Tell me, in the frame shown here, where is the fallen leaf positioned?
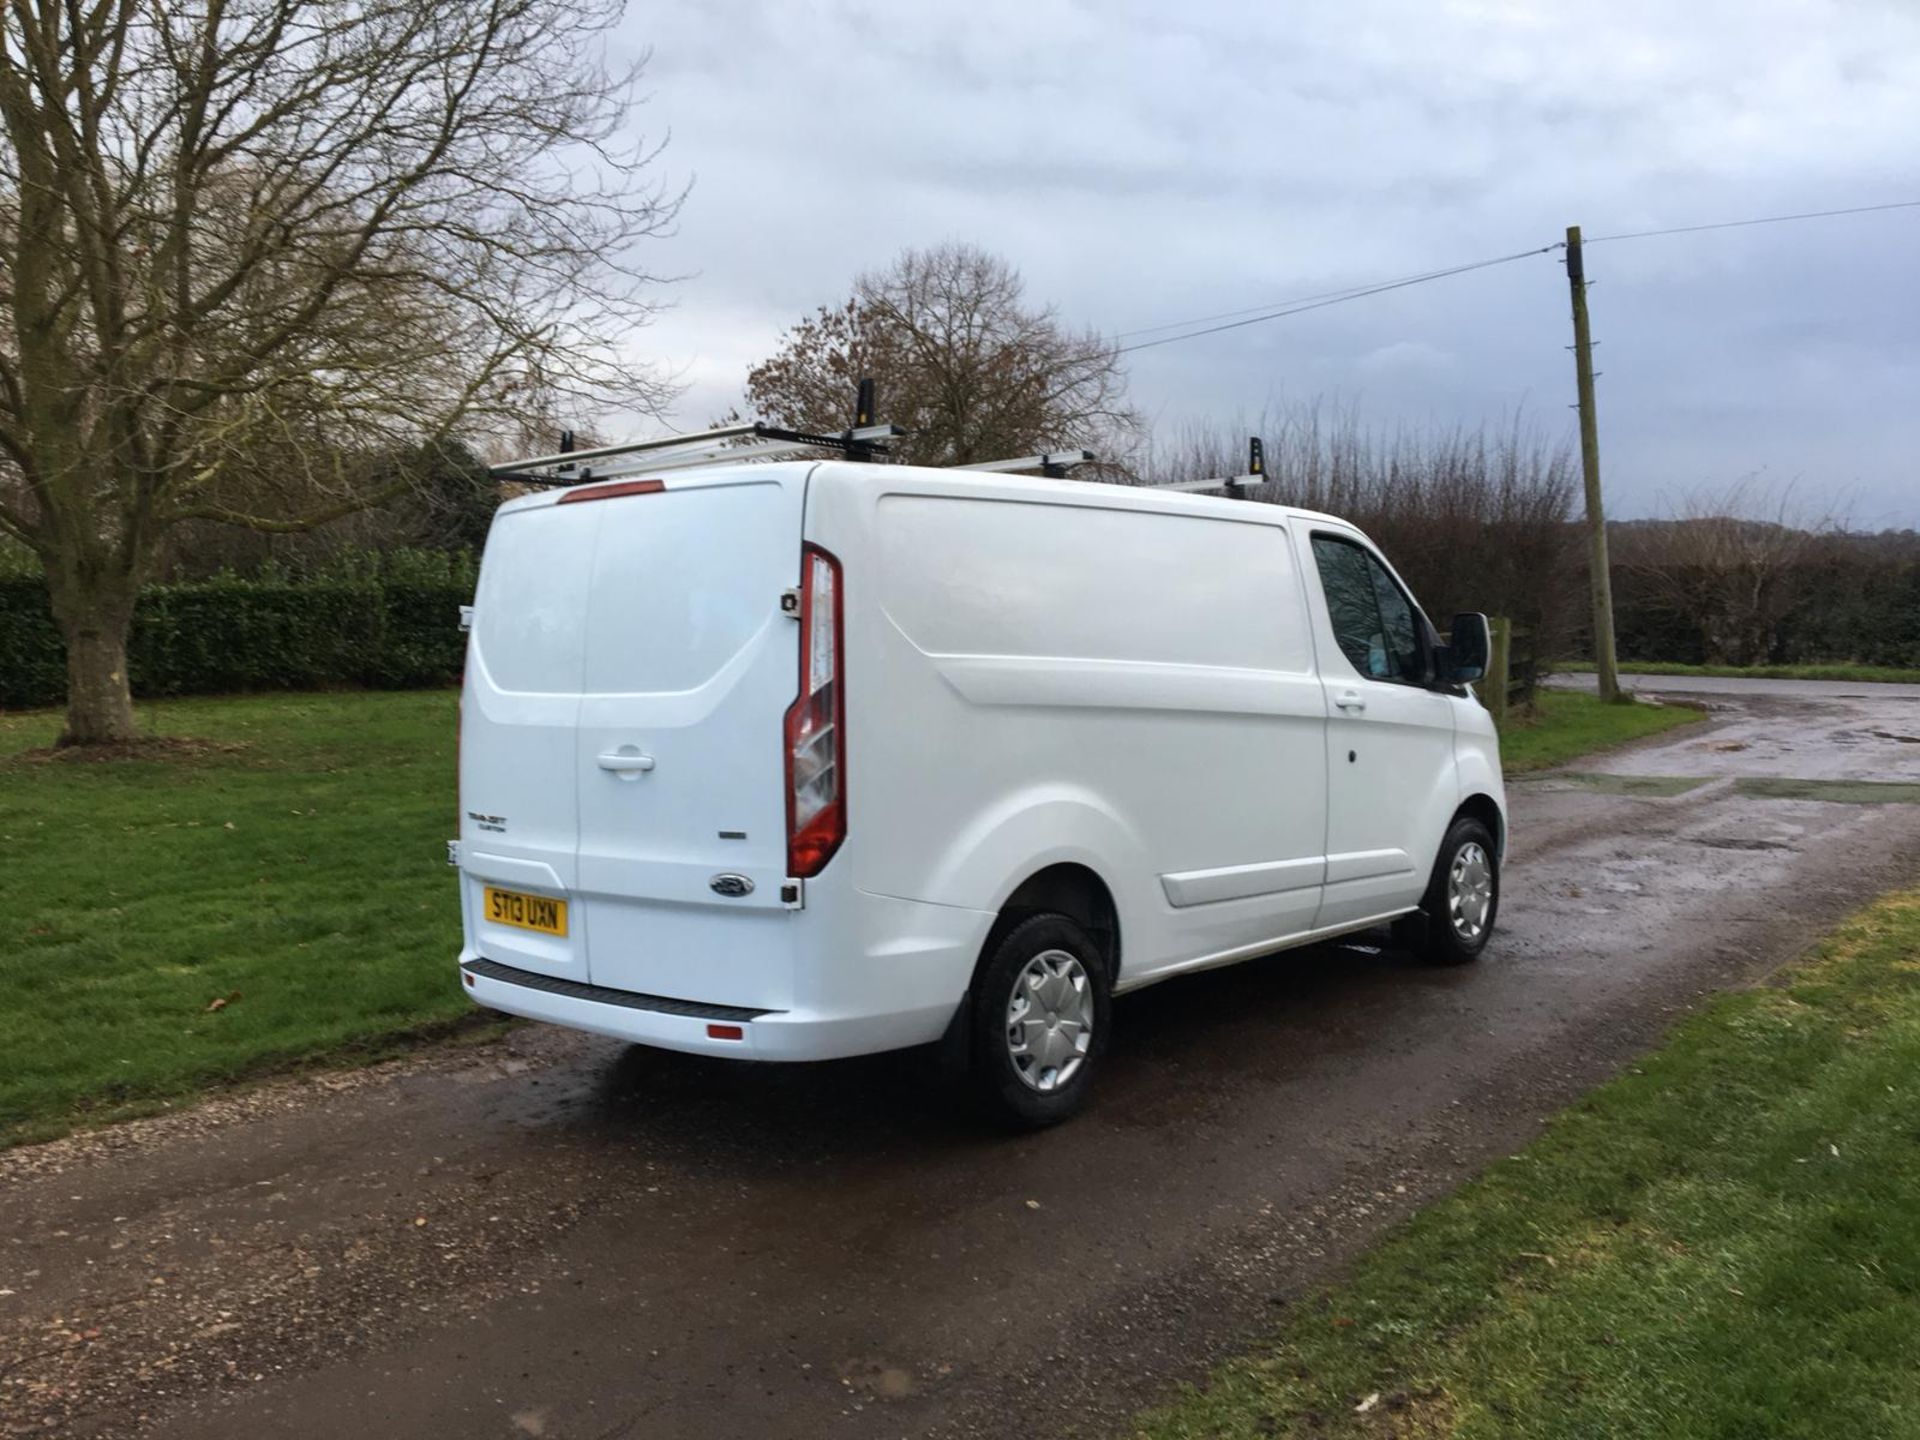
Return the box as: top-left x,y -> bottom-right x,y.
1331,1316 -> 1355,1328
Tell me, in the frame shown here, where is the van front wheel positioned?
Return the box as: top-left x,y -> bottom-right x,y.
1404,816 -> 1500,965
969,913 -> 1112,1128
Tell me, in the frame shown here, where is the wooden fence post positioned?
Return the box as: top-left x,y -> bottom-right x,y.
1485,616 -> 1513,728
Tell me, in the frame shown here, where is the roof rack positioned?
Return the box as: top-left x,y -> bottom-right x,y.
489,379 -> 1267,501
489,378 -> 905,485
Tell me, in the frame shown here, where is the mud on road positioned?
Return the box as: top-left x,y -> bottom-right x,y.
6,678 -> 1920,1439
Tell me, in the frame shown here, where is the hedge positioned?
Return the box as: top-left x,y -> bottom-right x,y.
0,572 -> 473,709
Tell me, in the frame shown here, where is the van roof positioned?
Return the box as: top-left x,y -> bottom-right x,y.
808,459 -> 1357,531
493,458 -> 1357,531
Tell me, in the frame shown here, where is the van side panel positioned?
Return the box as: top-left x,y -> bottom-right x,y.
829,477 -> 1330,984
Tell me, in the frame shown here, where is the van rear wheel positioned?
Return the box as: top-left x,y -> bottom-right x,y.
969,913 -> 1111,1128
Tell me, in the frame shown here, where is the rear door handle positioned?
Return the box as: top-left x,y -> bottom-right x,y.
597,750 -> 656,774
1334,690 -> 1367,712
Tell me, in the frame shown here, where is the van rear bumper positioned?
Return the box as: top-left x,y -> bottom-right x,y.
460,956 -> 959,1061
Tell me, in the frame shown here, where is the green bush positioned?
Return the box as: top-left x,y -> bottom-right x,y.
0,581 -> 67,707
0,558 -> 473,709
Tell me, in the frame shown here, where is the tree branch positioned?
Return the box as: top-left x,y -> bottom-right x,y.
166,474 -> 415,534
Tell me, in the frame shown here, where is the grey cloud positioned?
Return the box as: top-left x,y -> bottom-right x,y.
608,0 -> 1920,523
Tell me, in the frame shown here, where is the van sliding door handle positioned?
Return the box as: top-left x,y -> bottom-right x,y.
597,750 -> 656,774
1334,690 -> 1367,712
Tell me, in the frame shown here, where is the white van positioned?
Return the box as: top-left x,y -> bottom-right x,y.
454,458 -> 1504,1125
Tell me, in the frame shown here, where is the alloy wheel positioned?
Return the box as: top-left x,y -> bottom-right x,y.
1448,841 -> 1494,942
1005,949 -> 1094,1092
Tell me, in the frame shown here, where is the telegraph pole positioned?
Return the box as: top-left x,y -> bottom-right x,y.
1564,225 -> 1622,702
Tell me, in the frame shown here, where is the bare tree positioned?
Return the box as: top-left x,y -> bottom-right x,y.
0,0 -> 679,743
745,243 -> 1137,466
1148,403 -> 1581,668
1614,479 -> 1840,666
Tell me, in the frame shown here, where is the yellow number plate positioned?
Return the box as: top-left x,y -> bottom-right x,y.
483,886 -> 568,937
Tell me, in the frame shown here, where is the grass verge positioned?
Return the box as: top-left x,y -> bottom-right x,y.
0,691 -> 473,1147
1561,659 -> 1920,685
1138,887 -> 1920,1439
1498,689 -> 1702,775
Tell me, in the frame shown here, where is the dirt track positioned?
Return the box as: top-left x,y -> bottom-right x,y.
6,677 -> 1920,1439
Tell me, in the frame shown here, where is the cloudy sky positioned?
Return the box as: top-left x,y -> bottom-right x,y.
606,0 -> 1920,526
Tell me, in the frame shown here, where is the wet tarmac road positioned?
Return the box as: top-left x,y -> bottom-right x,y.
1554,670 -> 1920,703
6,677 -> 1920,1439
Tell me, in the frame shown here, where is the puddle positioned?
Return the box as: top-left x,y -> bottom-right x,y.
1523,773 -> 1713,797
1732,777 -> 1920,805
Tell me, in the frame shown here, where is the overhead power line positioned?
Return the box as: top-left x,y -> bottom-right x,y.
1106,198 -> 1918,356
1112,260 -> 1530,341
1113,246 -> 1559,355
1580,199 -> 1920,244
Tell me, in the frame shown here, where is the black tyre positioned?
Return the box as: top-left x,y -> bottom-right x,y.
1409,816 -> 1499,965
967,912 -> 1112,1128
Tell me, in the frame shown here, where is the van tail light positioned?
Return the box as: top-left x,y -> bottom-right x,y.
784,544 -> 845,877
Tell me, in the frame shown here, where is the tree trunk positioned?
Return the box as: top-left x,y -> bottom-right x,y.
48,580 -> 141,745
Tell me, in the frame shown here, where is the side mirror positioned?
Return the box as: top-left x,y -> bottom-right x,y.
1445,612 -> 1491,684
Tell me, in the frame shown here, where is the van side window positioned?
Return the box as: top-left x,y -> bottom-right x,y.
1310,535 -> 1427,683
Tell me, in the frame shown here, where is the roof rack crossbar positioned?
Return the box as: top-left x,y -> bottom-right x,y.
1139,437 -> 1268,498
493,423 -> 762,475
951,449 -> 1097,476
556,437 -> 836,481
1151,472 -> 1266,494
492,421 -> 908,486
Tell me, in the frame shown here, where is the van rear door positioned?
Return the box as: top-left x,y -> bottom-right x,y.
571,471 -> 807,1009
461,500 -> 598,982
